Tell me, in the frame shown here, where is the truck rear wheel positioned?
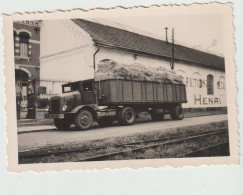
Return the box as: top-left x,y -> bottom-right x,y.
170,105 -> 184,120
117,107 -> 135,126
54,118 -> 71,130
97,117 -> 114,127
74,109 -> 93,130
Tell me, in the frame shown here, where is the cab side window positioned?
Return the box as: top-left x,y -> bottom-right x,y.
82,82 -> 93,92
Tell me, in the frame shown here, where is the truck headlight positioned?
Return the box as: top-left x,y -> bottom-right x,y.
62,104 -> 67,111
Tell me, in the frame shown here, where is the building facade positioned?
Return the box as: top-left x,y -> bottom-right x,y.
40,19 -> 226,112
14,20 -> 40,119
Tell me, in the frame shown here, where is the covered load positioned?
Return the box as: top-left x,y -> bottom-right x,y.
95,59 -> 184,84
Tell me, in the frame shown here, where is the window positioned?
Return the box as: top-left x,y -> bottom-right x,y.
207,75 -> 214,95
19,32 -> 30,57
62,82 -> 80,93
63,85 -> 71,93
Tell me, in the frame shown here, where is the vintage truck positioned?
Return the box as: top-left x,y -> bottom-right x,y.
47,79 -> 187,130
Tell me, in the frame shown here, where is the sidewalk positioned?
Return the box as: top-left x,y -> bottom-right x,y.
17,112 -> 227,133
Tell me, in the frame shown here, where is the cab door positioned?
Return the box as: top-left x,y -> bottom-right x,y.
80,81 -> 97,105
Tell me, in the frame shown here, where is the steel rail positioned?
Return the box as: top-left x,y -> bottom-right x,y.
75,129 -> 228,162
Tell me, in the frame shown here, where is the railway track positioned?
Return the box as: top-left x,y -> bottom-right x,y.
75,129 -> 228,161
19,128 -> 229,163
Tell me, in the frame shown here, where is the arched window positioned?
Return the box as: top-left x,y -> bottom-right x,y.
19,32 -> 30,57
207,74 -> 214,95
193,72 -> 202,88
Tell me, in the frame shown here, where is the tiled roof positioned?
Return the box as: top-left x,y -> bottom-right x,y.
73,19 -> 225,70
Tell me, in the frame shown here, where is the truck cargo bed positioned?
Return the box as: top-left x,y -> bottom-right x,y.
96,79 -> 187,105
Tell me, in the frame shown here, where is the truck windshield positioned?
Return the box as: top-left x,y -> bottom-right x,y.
63,82 -> 80,93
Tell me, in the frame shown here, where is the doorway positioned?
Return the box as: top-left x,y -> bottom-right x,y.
15,69 -> 36,120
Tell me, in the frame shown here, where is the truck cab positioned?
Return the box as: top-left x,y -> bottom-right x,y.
62,79 -> 97,105
48,79 -> 98,130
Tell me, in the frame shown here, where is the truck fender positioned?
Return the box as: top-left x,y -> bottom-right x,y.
70,105 -> 97,119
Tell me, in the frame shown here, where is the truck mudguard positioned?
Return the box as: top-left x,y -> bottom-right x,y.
70,105 -> 98,119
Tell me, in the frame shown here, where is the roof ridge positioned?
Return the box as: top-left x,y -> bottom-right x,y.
73,18 -> 223,59
72,18 -> 225,70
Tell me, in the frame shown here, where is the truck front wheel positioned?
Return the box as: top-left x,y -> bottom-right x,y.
74,110 -> 93,130
54,118 -> 71,130
117,107 -> 135,126
170,105 -> 184,120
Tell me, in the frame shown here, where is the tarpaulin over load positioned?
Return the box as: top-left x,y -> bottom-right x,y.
95,59 -> 184,84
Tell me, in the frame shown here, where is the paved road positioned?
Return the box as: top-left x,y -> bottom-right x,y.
18,114 -> 228,152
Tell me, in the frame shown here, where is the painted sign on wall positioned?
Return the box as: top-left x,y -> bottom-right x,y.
194,94 -> 222,106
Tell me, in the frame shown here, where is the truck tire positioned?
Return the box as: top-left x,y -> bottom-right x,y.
74,109 -> 93,130
97,117 -> 114,127
54,118 -> 71,130
117,107 -> 135,126
151,112 -> 164,121
170,105 -> 184,120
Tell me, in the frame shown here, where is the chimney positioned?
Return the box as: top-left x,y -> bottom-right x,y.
165,27 -> 168,43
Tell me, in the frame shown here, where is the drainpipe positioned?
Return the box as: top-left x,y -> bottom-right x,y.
93,46 -> 100,70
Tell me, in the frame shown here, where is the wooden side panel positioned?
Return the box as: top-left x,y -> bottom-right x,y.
123,81 -> 133,102
145,82 -> 153,102
172,85 -> 177,102
142,82 -> 146,102
163,83 -> 167,102
176,85 -> 181,101
153,83 -> 158,102
133,81 -> 142,102
166,83 -> 173,102
157,83 -> 164,102
110,80 -> 117,102
117,80 -> 123,102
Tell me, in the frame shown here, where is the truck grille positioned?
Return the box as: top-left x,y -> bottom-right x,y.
51,100 -> 60,114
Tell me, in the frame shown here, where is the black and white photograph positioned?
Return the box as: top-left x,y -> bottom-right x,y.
3,3 -> 238,171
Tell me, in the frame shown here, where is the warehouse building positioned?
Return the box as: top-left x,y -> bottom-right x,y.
39,19 -> 226,112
